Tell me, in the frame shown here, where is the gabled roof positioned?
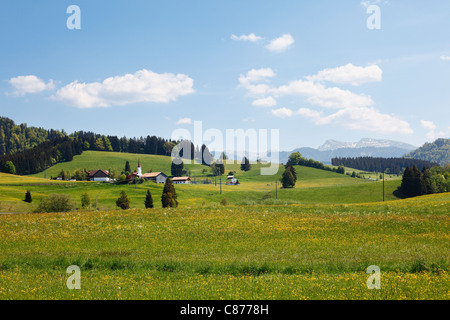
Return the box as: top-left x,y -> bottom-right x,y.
87,170 -> 109,177
172,176 -> 191,181
142,172 -> 167,179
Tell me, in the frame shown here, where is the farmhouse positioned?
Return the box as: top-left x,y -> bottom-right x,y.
172,177 -> 191,184
142,172 -> 168,184
87,170 -> 110,182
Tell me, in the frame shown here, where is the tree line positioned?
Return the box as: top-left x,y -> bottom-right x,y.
331,157 -> 439,175
0,116 -> 65,155
0,137 -> 83,175
399,164 -> 450,198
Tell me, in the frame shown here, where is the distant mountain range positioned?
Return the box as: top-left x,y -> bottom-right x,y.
278,138 -> 418,165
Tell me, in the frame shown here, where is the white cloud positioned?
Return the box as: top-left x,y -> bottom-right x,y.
239,68 -> 275,86
52,69 -> 195,108
440,55 -> 450,61
238,68 -> 275,97
252,96 -> 277,107
297,108 -> 323,118
231,33 -> 263,42
271,107 -> 293,118
306,63 -> 382,86
271,80 -> 375,109
176,118 -> 193,125
421,120 -> 449,141
8,75 -> 55,95
266,34 -> 294,53
239,63 -> 413,135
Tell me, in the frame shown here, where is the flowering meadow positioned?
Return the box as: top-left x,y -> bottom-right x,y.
0,193 -> 448,299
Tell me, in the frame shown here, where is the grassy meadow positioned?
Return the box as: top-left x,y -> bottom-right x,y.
0,151 -> 448,300
0,194 -> 448,299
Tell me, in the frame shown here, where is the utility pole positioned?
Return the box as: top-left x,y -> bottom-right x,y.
383,170 -> 385,202
220,176 -> 222,195
276,181 -> 278,200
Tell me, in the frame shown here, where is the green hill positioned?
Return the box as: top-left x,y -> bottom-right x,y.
406,138 -> 450,166
30,151 -> 173,179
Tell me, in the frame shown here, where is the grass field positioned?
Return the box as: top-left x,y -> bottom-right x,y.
1,160 -> 400,212
0,193 -> 448,299
1,151 -> 448,300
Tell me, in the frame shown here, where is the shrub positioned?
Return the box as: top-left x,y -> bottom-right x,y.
4,161 -> 16,175
80,192 -> 91,209
35,194 -> 74,213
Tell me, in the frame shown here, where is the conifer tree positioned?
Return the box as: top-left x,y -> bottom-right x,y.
281,165 -> 296,188
24,190 -> 32,203
116,191 -> 130,210
145,189 -> 154,209
240,157 -> 251,172
161,178 -> 178,208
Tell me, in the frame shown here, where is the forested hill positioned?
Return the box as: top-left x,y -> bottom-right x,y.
0,117 -> 65,155
405,138 -> 450,166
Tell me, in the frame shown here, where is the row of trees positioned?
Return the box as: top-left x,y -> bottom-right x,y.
332,157 -> 439,175
400,164 -> 450,198
288,152 -> 344,174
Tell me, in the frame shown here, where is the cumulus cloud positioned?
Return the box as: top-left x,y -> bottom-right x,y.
266,34 -> 294,53
271,107 -> 293,118
8,75 -> 55,95
176,118 -> 193,125
272,80 -> 375,109
238,68 -> 275,97
421,120 -> 449,141
52,69 -> 195,108
231,33 -> 263,42
252,96 -> 277,107
306,63 -> 383,86
239,63 -> 413,135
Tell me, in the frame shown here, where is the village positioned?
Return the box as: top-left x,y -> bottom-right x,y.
54,159 -> 241,186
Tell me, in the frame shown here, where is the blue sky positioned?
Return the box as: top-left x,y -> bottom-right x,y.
1,0 -> 449,151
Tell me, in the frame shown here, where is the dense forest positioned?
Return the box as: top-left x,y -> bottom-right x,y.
0,117 -> 65,155
405,138 -> 450,166
331,157 -> 439,174
0,137 -> 82,175
0,117 -> 216,175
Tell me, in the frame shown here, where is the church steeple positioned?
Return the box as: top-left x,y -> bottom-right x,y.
137,159 -> 142,177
